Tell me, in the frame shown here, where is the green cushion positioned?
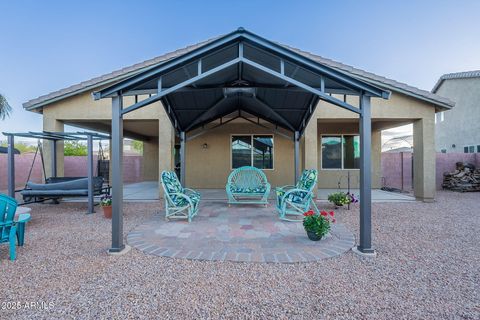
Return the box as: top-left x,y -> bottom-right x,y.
230,185 -> 267,194
161,171 -> 201,207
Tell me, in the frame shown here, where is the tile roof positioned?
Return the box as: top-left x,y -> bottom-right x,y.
23,35 -> 455,110
432,70 -> 480,93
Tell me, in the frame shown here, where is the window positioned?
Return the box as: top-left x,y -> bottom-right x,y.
321,135 -> 360,169
231,135 -> 273,169
464,145 -> 479,153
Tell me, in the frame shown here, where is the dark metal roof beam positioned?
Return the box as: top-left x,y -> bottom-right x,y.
240,31 -> 389,98
94,29 -> 389,100
93,31 -> 243,99
251,96 -> 296,131
186,113 -> 240,141
184,96 -> 229,131
299,95 -> 321,137
122,86 -> 358,97
162,96 -> 181,133
241,57 -> 361,115
120,57 -> 240,116
240,115 -> 292,140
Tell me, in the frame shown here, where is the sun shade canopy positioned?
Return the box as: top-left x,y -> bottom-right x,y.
94,28 -> 389,136
2,131 -> 110,141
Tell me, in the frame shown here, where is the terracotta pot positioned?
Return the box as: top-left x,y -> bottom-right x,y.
306,231 -> 322,241
102,205 -> 112,219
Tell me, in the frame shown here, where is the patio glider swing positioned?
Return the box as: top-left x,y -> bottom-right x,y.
93,28 -> 390,255
2,131 -> 110,214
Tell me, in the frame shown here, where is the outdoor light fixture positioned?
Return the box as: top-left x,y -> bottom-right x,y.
202,143 -> 208,149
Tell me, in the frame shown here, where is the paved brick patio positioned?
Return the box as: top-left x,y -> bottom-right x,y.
127,201 -> 355,263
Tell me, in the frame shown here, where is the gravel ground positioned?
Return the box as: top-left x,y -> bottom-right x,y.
1,191 -> 479,319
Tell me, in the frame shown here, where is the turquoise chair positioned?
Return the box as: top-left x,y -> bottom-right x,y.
0,194 -> 20,260
161,171 -> 200,222
226,166 -> 271,206
275,169 -> 319,221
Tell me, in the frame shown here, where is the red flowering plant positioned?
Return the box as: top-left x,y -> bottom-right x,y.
302,210 -> 336,240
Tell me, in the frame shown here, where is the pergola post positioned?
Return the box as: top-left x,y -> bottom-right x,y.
357,93 -> 375,254
51,140 -> 57,178
7,135 -> 15,198
87,134 -> 94,214
294,131 -> 300,183
180,131 -> 186,186
109,95 -> 125,253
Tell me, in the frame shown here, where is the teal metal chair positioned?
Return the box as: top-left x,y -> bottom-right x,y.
161,171 -> 200,222
275,169 -> 319,221
0,194 -> 20,260
226,166 -> 271,205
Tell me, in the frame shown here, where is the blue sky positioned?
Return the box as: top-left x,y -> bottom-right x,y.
0,0 -> 479,140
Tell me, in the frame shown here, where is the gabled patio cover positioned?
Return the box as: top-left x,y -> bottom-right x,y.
94,28 -> 390,256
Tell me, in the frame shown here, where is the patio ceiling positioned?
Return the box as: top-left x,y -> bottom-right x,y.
94,28 -> 389,136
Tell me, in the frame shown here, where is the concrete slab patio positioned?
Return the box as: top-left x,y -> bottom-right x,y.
122,181 -> 416,202
127,201 -> 355,263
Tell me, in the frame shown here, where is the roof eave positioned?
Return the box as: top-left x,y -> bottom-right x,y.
353,76 -> 454,110
23,68 -> 152,111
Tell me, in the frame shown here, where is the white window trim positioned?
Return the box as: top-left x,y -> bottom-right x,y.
464,145 -> 478,153
320,134 -> 360,170
230,134 -> 275,170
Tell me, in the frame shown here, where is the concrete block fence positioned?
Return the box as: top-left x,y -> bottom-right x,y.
1,152 -> 479,191
381,152 -> 480,191
0,154 -> 143,190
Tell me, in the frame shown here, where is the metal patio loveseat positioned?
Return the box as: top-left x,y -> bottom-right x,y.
226,166 -> 271,206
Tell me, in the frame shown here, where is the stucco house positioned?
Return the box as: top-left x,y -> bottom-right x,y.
433,70 -> 480,154
23,29 -> 453,202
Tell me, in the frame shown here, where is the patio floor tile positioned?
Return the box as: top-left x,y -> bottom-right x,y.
127,201 -> 354,263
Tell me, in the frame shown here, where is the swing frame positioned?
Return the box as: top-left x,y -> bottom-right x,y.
2,131 -> 110,213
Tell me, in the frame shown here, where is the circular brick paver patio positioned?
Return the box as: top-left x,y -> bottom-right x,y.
127,202 -> 355,263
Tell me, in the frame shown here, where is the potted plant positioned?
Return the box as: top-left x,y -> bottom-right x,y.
302,210 -> 335,241
327,191 -> 358,208
100,194 -> 112,219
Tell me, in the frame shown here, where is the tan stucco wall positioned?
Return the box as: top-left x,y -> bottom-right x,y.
315,122 -> 382,189
43,116 -> 64,179
143,138 -> 159,181
41,91 -> 173,194
38,89 -> 437,198
42,92 -> 161,120
185,122 -> 295,188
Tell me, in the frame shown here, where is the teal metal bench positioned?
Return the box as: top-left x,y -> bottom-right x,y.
161,171 -> 200,222
275,169 -> 319,221
226,166 -> 271,205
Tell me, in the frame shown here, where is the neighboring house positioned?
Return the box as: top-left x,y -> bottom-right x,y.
432,70 -> 480,153
22,29 -> 454,201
